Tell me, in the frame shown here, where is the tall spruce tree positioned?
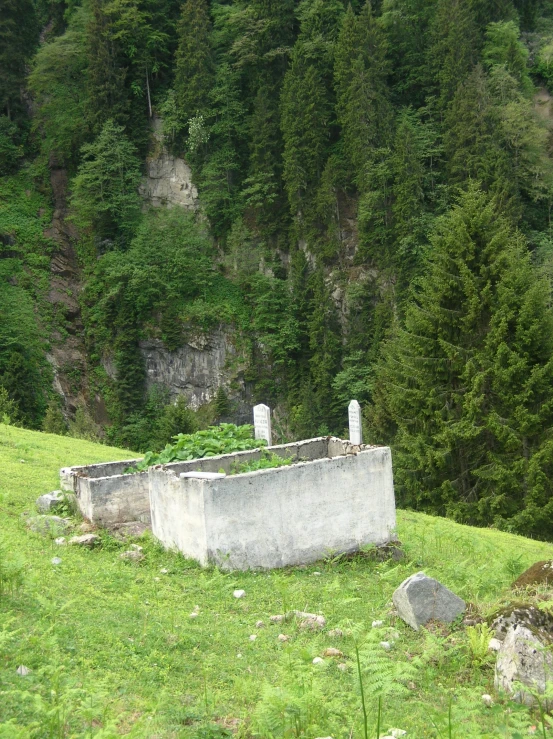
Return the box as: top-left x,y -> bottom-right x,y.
0,0 -> 38,119
334,1 -> 392,190
174,0 -> 213,123
426,0 -> 479,110
370,185 -> 553,539
281,46 -> 331,214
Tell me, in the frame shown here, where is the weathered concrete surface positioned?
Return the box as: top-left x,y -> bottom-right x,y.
495,623 -> 553,704
392,572 -> 465,630
60,459 -> 149,525
149,439 -> 396,570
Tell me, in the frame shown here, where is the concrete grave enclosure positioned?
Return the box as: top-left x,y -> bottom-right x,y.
60,459 -> 150,525
59,403 -> 396,569
149,438 -> 396,570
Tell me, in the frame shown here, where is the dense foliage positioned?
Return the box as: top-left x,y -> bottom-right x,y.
5,0 -> 553,534
133,422 -> 266,470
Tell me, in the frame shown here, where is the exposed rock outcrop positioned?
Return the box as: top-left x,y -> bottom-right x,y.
139,152 -> 198,209
138,331 -> 250,419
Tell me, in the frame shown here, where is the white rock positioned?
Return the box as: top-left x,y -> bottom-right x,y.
337,662 -> 348,672
193,605 -> 200,613
54,537 -> 66,545
328,628 -> 343,638
154,577 -> 160,582
16,665 -> 31,676
488,638 -> 502,652
190,612 -> 199,619
388,730 -> 407,738
233,589 -> 246,599
249,634 -> 257,641
51,557 -> 62,565
255,620 -> 266,628
270,614 -> 285,623
120,550 -> 144,561
482,694 -> 493,707
160,568 -> 168,574
237,653 -> 242,658
372,620 -> 384,628
295,611 -> 326,630
277,634 -> 290,642
495,623 -> 553,704
69,534 -> 100,547
380,641 -> 392,651
312,571 -> 322,576
312,657 -> 324,665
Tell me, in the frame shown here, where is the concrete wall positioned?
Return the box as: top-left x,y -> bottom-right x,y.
149,440 -> 396,570
60,459 -> 150,524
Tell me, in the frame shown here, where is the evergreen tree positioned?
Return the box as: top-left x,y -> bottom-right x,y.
281,46 -> 331,214
175,0 -> 213,123
426,0 -> 479,110
86,0 -> 129,133
443,65 -> 512,200
390,108 -> 440,277
334,1 -> 392,189
307,268 -> 342,431
381,0 -> 435,108
70,119 -> 142,244
0,0 -> 38,119
370,185 -> 553,539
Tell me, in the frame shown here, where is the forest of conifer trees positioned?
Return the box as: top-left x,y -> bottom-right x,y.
3,0 -> 553,537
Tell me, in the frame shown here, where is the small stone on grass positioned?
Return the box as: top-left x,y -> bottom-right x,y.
51,557 -> 62,565
312,657 -> 324,665
255,620 -> 265,628
322,648 -> 343,657
277,634 -> 290,642
69,534 -> 100,547
233,589 -> 246,599
16,665 -> 31,676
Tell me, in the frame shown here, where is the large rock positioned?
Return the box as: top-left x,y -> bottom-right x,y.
27,515 -> 71,537
392,572 -> 465,630
36,490 -> 76,514
495,623 -> 553,704
513,560 -> 553,589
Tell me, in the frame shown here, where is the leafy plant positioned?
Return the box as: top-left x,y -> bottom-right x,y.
465,622 -> 494,666
134,423 -> 265,471
0,544 -> 25,596
229,450 -> 293,475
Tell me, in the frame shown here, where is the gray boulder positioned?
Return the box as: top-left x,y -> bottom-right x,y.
392,572 -> 465,630
495,623 -> 553,704
36,490 -> 65,513
27,515 -> 70,537
69,534 -> 100,547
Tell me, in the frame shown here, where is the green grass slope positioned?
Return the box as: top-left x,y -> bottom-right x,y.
1,424 -> 553,738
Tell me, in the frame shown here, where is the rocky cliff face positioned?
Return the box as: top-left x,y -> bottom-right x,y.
44,158 -> 90,419
138,117 -> 198,210
140,332 -> 251,423
139,153 -> 198,209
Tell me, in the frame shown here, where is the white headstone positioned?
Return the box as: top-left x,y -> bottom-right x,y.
348,400 -> 363,445
253,404 -> 272,446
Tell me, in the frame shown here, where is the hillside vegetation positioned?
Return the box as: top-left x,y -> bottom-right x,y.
1,425 -> 553,737
3,1 -> 553,537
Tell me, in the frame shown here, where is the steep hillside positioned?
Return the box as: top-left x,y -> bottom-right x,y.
3,0 -> 553,534
1,424 -> 553,737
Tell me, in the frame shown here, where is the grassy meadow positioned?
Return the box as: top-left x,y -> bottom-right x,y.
1,423 -> 553,738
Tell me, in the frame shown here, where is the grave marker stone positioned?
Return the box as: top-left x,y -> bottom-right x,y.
253,404 -> 272,446
348,400 -> 363,445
